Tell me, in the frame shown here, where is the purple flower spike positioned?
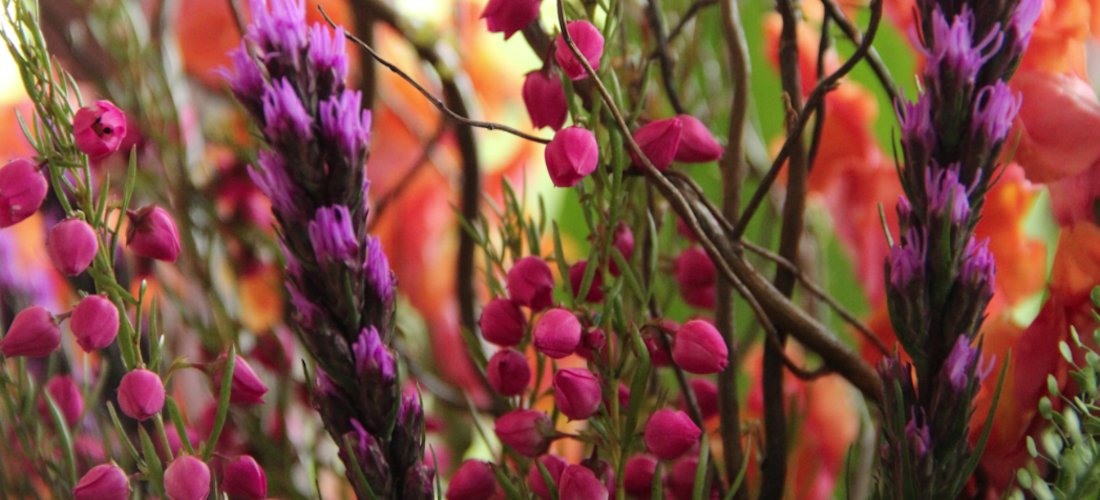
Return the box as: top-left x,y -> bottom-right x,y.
352,327 -> 396,382
904,417 -> 932,459
364,236 -> 396,308
896,96 -> 935,153
247,0 -> 308,60
310,24 -> 349,94
943,335 -> 981,391
924,8 -> 1001,85
1010,0 -> 1043,54
888,230 -> 925,292
309,205 -> 359,264
320,90 -> 372,162
219,43 -> 265,105
249,152 -> 299,216
263,79 -> 313,143
960,237 -> 996,291
925,166 -> 970,224
287,282 -> 322,328
971,81 -> 1021,144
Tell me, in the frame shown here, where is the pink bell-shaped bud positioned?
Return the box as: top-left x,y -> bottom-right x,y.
527,454 -> 567,500
623,455 -> 659,500
568,259 -> 604,303
553,367 -> 602,420
73,100 -> 127,160
487,348 -> 531,396
164,454 -> 211,500
71,294 -> 120,352
554,21 -> 605,80
643,409 -> 700,460
506,256 -> 556,310
221,455 -> 267,500
630,118 -> 682,171
0,158 -> 48,228
218,355 -> 268,405
674,247 -> 716,309
681,378 -> 719,421
671,320 -> 728,374
48,218 -> 98,276
532,308 -> 582,359
41,375 -> 84,426
0,305 -> 61,358
480,0 -> 541,40
126,204 -> 181,262
446,460 -> 501,500
558,465 -> 609,500
73,462 -> 130,500
545,126 -> 599,188
494,408 -> 555,457
117,368 -> 165,421
673,114 -> 725,163
479,298 -> 527,346
523,70 -> 568,131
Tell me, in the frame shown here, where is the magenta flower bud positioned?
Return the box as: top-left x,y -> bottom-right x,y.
545,126 -> 599,188
523,71 -> 568,131
558,465 -> 608,500
446,460 -> 501,500
671,320 -> 728,374
117,368 -> 165,421
42,375 -> 84,426
623,455 -> 659,500
487,348 -> 531,396
681,378 -> 719,421
221,455 -> 267,500
668,457 -> 715,500
643,409 -> 700,460
126,204 -> 181,263
554,21 -> 605,80
73,101 -> 127,160
0,158 -> 48,228
553,367 -> 602,420
224,355 -> 268,404
568,259 -> 604,303
533,308 -> 582,359
674,114 -> 725,163
630,118 -> 682,171
0,305 -> 61,358
479,298 -> 527,347
527,454 -> 567,500
73,462 -> 130,500
494,409 -> 555,457
71,295 -> 120,352
164,455 -> 211,500
480,0 -> 541,39
48,218 -> 98,276
675,247 -> 716,309
507,256 -> 556,310
609,221 -> 634,276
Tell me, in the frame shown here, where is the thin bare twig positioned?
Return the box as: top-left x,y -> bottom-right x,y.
644,0 -> 686,114
668,0 -> 719,42
807,13 -> 831,170
821,0 -> 899,105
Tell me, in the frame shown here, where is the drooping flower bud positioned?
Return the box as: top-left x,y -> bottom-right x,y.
48,218 -> 98,276
0,158 -> 48,228
73,101 -> 127,160
623,455 -> 659,500
446,460 -> 501,500
126,204 -> 181,263
545,126 -> 599,188
507,256 -> 556,310
494,409 -> 555,457
630,118 -> 682,171
479,298 -> 527,347
553,367 -> 602,420
71,295 -> 120,352
568,259 -> 604,303
555,21 -> 605,80
0,305 -> 61,358
523,71 -> 568,131
221,355 -> 269,405
481,0 -> 541,39
221,455 -> 267,500
671,320 -> 729,374
527,454 -> 567,500
675,247 -> 716,309
164,455 -> 211,500
643,409 -> 700,460
558,465 -> 609,500
533,308 -> 582,359
73,462 -> 130,500
117,368 -> 165,421
674,114 -> 725,163
487,348 -> 532,396
42,375 -> 84,427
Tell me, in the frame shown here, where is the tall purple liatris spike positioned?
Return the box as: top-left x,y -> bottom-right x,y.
220,1 -> 430,498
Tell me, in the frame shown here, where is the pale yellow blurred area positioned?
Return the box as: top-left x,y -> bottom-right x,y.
0,37 -> 27,105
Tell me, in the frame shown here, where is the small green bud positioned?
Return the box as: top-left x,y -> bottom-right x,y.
1039,397 -> 1053,420
1048,375 -> 1060,396
1016,469 -> 1032,489
1026,436 -> 1038,458
1061,341 -> 1074,363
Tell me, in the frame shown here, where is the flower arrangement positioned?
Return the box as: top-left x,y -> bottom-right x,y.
0,0 -> 1096,498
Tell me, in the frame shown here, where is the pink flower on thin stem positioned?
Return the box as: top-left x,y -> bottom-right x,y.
117,368 -> 165,421
73,100 -> 127,160
70,295 -> 120,352
0,305 -> 61,358
48,218 -> 98,276
546,126 -> 599,188
481,0 -> 541,40
533,308 -> 582,359
523,70 -> 569,131
126,204 -> 181,263
164,454 -> 211,500
555,21 -> 605,80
